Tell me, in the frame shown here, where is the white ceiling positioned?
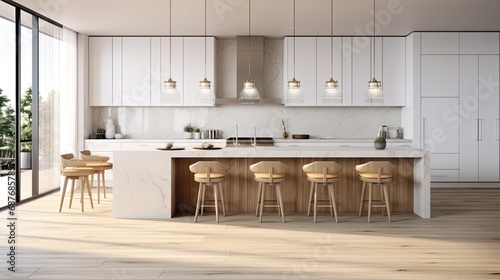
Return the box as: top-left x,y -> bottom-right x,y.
11,0 -> 500,37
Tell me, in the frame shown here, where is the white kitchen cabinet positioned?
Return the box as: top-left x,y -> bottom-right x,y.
183,37 -> 216,106
421,98 -> 460,181
89,37 -> 113,106
283,37 -> 317,106
151,37 -> 184,106
352,37 -> 382,106
316,37 -> 345,106
112,38 -> 122,106
460,32 -> 499,55
84,141 -> 122,185
382,37 -> 406,106
121,37 -> 152,106
421,32 -> 459,54
421,98 -> 460,153
459,55 -> 500,181
421,55 -> 459,97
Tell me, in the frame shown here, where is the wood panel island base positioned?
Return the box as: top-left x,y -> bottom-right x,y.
113,146 -> 430,219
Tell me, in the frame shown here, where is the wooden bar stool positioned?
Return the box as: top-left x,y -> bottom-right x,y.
189,161 -> 229,223
356,161 -> 397,222
80,150 -> 113,203
303,161 -> 343,223
59,154 -> 95,212
250,161 -> 289,223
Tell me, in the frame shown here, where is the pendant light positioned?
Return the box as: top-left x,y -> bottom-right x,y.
197,0 -> 214,104
286,0 -> 303,103
323,0 -> 341,102
162,0 -> 180,104
366,0 -> 383,102
239,0 -> 260,104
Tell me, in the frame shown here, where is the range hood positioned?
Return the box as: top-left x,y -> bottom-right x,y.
216,36 -> 281,105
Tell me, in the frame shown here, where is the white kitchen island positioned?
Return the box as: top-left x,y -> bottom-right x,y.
113,146 -> 430,219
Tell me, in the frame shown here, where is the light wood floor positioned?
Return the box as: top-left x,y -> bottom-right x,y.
1,187 -> 500,279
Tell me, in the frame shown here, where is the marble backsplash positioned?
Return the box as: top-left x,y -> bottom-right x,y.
93,105 -> 401,139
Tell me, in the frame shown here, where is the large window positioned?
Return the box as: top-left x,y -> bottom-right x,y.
0,1 -> 68,208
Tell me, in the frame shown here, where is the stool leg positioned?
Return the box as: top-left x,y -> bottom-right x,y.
194,183 -> 203,223
255,182 -> 262,217
276,183 -> 285,223
219,183 -> 226,217
69,178 -> 76,209
80,176 -> 85,212
102,170 -> 107,199
383,183 -> 392,222
273,184 -> 282,217
327,184 -> 333,217
329,183 -> 338,223
213,184 -> 219,223
85,176 -> 94,209
367,183 -> 373,223
313,183 -> 318,223
201,184 -> 206,216
59,177 -> 69,212
379,183 -> 385,216
258,183 -> 266,223
307,181 -> 314,217
358,181 -> 366,216
95,171 -> 100,204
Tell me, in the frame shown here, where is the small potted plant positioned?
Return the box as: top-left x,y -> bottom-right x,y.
374,136 -> 386,150
194,127 -> 201,139
183,123 -> 194,139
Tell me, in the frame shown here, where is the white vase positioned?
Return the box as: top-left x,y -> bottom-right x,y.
185,132 -> 193,139
194,132 -> 201,139
105,119 -> 115,139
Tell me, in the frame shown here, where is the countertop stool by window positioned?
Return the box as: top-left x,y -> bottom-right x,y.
80,150 -> 113,203
356,161 -> 397,223
250,161 -> 289,223
189,161 -> 229,223
303,161 -> 343,223
59,154 -> 95,212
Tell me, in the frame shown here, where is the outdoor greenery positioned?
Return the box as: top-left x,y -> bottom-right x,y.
20,87 -> 32,152
0,88 -> 15,151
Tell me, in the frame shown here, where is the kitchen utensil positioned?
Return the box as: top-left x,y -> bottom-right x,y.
156,147 -> 185,151
282,119 -> 289,139
292,134 -> 309,139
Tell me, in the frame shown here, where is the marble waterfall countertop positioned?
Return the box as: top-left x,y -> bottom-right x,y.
113,146 -> 430,220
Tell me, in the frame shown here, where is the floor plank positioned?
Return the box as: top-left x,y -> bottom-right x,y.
0,186 -> 499,279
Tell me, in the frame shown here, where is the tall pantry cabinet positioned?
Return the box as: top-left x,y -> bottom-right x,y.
420,32 -> 500,182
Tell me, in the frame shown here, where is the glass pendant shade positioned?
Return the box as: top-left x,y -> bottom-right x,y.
323,78 -> 341,101
286,77 -> 303,102
366,77 -> 383,100
161,78 -> 180,104
197,77 -> 213,103
239,79 -> 260,103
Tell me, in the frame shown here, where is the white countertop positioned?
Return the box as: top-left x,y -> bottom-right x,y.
85,138 -> 411,144
151,146 -> 425,158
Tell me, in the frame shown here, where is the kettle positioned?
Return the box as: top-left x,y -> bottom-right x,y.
378,125 -> 388,139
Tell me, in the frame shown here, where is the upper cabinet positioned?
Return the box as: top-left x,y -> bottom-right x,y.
183,37 -> 216,106
121,37 -> 151,106
459,33 -> 499,54
284,36 -> 405,107
89,37 -> 113,106
88,36 -> 216,107
421,32 -> 459,54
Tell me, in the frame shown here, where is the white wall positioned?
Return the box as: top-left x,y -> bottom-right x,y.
91,38 -> 402,139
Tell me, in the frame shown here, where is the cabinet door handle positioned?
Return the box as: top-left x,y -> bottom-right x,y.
497,119 -> 499,141
422,117 -> 426,150
479,119 -> 483,141
474,119 -> 479,141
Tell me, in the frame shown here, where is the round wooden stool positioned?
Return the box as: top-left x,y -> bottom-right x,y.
59,154 -> 94,212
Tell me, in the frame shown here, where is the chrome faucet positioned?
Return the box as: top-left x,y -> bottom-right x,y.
253,125 -> 257,148
235,124 -> 238,147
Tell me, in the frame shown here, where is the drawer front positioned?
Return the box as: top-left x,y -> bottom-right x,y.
121,142 -> 165,150
430,154 -> 459,170
85,141 -> 121,151
430,169 -> 459,182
